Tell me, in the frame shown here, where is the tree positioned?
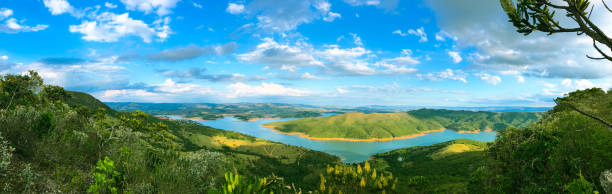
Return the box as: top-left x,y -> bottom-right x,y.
40,85 -> 70,103
0,70 -> 43,109
500,0 -> 612,61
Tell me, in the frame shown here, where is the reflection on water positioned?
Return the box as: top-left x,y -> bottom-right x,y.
171,115 -> 497,163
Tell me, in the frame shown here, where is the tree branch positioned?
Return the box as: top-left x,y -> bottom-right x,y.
562,102 -> 612,129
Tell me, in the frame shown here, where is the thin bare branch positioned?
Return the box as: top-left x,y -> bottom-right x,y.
602,0 -> 612,13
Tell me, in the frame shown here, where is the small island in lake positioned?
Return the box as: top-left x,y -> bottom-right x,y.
262,109 -> 543,141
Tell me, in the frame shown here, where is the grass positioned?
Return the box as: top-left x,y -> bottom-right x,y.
264,109 -> 542,139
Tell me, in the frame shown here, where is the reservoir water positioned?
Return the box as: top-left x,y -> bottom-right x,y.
175,115 -> 497,163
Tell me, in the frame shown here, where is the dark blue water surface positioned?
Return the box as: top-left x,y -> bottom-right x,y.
171,116 -> 497,163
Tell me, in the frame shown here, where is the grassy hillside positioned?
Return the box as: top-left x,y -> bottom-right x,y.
264,109 -> 542,139
367,139 -> 488,193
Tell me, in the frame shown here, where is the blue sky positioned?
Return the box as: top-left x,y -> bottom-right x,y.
0,0 -> 611,106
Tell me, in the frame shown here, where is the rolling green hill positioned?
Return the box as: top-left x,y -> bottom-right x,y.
264,109 -> 543,140
367,139 -> 489,193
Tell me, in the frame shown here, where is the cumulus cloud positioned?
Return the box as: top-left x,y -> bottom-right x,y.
69,12 -> 170,43
237,0 -> 341,32
120,0 -> 180,16
226,3 -> 245,14
417,69 -> 467,83
447,51 -> 462,63
239,38 -> 419,76
476,73 -> 501,85
156,67 -> 267,82
238,38 -> 322,70
426,0 -> 612,79
226,82 -> 310,98
0,8 -> 48,33
43,0 -> 81,17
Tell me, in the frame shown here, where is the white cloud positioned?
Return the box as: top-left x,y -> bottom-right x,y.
476,73 -> 501,85
300,72 -> 326,80
394,27 -> 428,42
0,55 -> 7,61
105,2 -> 118,9
541,79 -> 610,96
408,27 -> 427,42
280,64 -> 298,72
323,11 -> 341,22
417,69 -> 467,83
43,0 -> 76,16
0,8 -> 12,20
155,79 -> 212,94
392,29 -> 406,36
434,31 -> 455,42
69,12 -> 170,43
226,3 -> 245,14
120,0 -> 180,16
517,75 -> 525,83
193,2 -> 203,8
343,0 -> 380,6
447,51 -> 462,63
239,38 -> 419,76
238,38 -> 322,69
0,9 -> 48,33
342,0 -> 398,11
350,33 -> 363,46
237,0 -> 341,32
226,82 -> 309,98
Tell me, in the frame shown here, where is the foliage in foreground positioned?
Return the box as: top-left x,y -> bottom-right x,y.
469,88 -> 612,193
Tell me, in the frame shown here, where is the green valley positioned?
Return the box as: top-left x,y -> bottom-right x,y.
263,109 -> 542,140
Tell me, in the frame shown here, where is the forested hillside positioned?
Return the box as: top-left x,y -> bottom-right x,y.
264,110 -> 542,140
107,102 -> 325,121
0,71 -> 339,193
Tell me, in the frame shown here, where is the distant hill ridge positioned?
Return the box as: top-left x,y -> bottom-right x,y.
263,109 -> 543,140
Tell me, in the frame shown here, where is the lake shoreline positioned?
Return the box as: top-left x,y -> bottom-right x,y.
261,125 -> 447,142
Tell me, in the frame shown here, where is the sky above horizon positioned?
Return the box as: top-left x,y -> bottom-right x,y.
0,0 -> 611,107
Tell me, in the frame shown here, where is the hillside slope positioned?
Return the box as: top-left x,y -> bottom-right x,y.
264,109 -> 542,140
368,139 -> 489,193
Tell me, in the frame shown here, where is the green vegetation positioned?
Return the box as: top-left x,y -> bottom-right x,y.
0,71 -> 338,193
265,110 -> 542,139
368,139 -> 489,193
107,102 -> 326,121
469,88 -> 612,193
1,71 -> 611,193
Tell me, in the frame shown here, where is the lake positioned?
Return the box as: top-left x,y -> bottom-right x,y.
175,116 -> 497,163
